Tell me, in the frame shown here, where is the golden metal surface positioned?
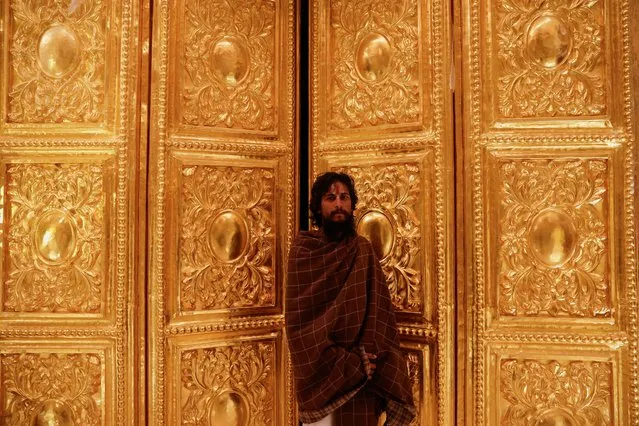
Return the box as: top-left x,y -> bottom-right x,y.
37,25 -> 81,78
526,15 -> 572,69
34,209 -> 78,265
462,0 -> 638,425
177,163 -> 276,312
33,399 -> 76,426
355,33 -> 392,82
211,37 -> 250,86
208,210 -> 250,262
2,162 -> 109,314
1,352 -> 103,425
0,0 -> 143,422
528,208 -> 577,268
4,0 -> 113,125
312,0 -> 455,424
148,0 -> 297,423
357,210 -> 394,260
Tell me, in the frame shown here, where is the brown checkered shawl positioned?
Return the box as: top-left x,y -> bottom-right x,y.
286,231 -> 415,425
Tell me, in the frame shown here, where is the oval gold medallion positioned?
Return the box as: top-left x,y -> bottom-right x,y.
357,210 -> 394,260
34,210 -> 77,265
535,408 -> 578,426
37,25 -> 81,78
208,210 -> 249,262
529,209 -> 577,267
356,33 -> 392,82
208,392 -> 248,426
32,399 -> 75,426
211,37 -> 250,86
526,15 -> 572,69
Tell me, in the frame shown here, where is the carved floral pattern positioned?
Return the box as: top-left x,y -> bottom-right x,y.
406,352 -> 421,426
8,0 -> 106,123
329,0 -> 420,129
495,0 -> 605,117
179,166 -> 275,311
181,342 -> 274,425
340,164 -> 422,312
498,159 -> 609,317
500,359 -> 612,425
182,0 -> 276,130
1,353 -> 102,425
3,164 -> 105,313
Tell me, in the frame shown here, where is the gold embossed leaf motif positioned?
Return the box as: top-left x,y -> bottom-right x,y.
499,160 -> 609,317
342,164 -> 422,313
330,0 -> 420,129
496,0 -> 605,117
182,0 -> 276,130
180,166 -> 275,311
500,360 -> 612,425
4,164 -> 104,313
181,343 -> 274,425
8,0 -> 106,123
2,353 -> 102,425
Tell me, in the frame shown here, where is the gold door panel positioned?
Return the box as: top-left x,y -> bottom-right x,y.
461,0 -> 638,424
0,0 -> 143,423
311,0 -> 455,424
148,0 -> 297,424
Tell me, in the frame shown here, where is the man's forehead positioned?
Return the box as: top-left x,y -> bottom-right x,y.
324,181 -> 349,194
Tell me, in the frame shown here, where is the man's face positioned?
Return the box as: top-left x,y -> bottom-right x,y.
320,181 -> 352,225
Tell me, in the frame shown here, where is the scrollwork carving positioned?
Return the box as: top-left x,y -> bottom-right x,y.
179,166 -> 275,311
3,163 -> 105,313
181,342 -> 274,425
495,0 -> 605,117
340,164 -> 422,312
1,352 -> 102,425
500,359 -> 613,425
498,159 -> 610,317
7,0 -> 106,123
406,352 -> 421,426
329,0 -> 420,129
182,0 -> 276,131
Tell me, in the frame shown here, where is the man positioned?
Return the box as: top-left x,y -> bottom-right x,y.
286,172 -> 416,426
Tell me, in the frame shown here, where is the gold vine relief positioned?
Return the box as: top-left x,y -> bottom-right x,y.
495,0 -> 606,117
182,0 -> 276,131
501,359 -> 613,425
498,159 -> 610,317
1,353 -> 103,425
340,164 -> 423,313
181,342 -> 275,425
3,163 -> 105,313
329,0 -> 421,129
179,166 -> 275,312
8,0 -> 107,123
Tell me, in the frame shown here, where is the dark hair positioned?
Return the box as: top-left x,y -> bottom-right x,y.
309,172 -> 358,227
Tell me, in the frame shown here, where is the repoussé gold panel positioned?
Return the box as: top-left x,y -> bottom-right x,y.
2,162 -> 110,315
5,0 -> 111,124
493,0 -> 606,118
178,164 -> 276,313
493,157 -> 611,318
179,341 -> 276,424
328,0 -> 422,131
179,0 -> 277,132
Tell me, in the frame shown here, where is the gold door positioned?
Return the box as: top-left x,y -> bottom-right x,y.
310,0 -> 455,424
147,0 -> 298,424
459,0 -> 639,425
0,0 -> 144,424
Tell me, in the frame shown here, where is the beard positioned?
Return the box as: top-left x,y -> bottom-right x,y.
322,212 -> 356,241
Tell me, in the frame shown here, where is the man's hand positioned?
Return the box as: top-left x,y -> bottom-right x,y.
364,353 -> 377,379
